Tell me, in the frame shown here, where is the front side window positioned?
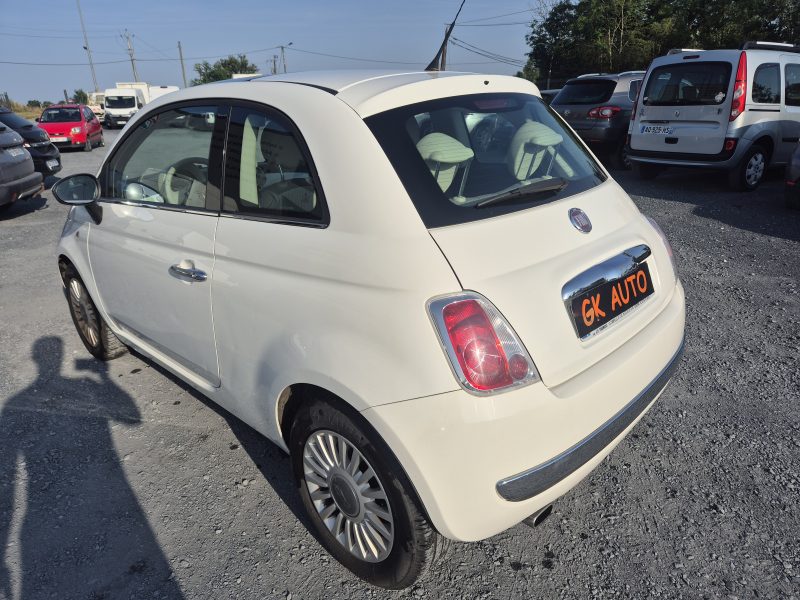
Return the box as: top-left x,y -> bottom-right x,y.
366,93 -> 606,228
105,96 -> 135,109
83,107 -> 94,121
40,107 -> 82,123
104,105 -> 217,208
643,62 -> 732,106
752,63 -> 780,104
785,64 -> 800,107
223,105 -> 325,222
628,79 -> 642,102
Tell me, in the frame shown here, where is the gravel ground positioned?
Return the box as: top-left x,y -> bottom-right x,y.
0,134 -> 798,599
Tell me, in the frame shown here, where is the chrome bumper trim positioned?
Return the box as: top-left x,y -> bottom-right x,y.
496,337 -> 685,502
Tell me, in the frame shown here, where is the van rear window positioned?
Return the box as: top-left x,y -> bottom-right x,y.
552,80 -> 617,105
643,62 -> 732,106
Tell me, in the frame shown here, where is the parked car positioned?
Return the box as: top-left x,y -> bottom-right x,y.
52,71 -> 685,588
0,107 -> 61,176
0,124 -> 43,212
551,72 -> 644,169
539,88 -> 561,105
785,141 -> 800,209
37,104 -> 104,151
629,41 -> 800,190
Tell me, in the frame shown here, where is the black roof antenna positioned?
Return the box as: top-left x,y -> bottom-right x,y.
425,0 -> 467,72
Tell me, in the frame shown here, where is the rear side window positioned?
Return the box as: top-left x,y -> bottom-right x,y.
552,80 -> 617,105
752,64 -> 780,104
643,62 -> 732,106
786,64 -> 800,107
222,105 -> 326,223
628,79 -> 642,102
366,93 -> 606,228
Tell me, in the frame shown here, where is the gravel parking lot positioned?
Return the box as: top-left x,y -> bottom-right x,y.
0,132 -> 798,599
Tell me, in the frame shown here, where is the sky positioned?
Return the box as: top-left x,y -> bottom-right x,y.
0,0 -> 535,103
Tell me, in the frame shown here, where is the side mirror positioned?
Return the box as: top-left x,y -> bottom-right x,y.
99,103 -> 104,109
35,117 -> 40,122
137,102 -> 143,109
52,174 -> 100,206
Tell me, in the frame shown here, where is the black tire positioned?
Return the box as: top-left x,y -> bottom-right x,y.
632,161 -> 662,180
610,141 -> 631,170
786,187 -> 800,210
60,262 -> 127,360
83,137 -> 92,152
728,145 -> 767,191
290,399 -> 445,589
99,134 -> 105,147
0,202 -> 13,213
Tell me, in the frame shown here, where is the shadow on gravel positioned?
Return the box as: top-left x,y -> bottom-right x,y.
0,337 -> 184,600
0,195 -> 48,221
619,168 -> 800,242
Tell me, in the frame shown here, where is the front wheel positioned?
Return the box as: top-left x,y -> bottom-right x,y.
729,145 -> 767,191
60,263 -> 127,360
83,137 -> 92,152
290,400 -> 444,589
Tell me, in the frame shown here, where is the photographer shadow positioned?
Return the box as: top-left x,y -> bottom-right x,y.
0,337 -> 183,600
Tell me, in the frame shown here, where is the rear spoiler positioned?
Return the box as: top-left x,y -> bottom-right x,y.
740,40 -> 800,53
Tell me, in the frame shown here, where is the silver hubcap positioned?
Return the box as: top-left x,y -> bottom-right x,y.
303,430 -> 394,563
745,153 -> 765,186
69,278 -> 99,347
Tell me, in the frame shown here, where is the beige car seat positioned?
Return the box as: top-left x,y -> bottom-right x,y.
415,132 -> 474,193
506,121 -> 564,181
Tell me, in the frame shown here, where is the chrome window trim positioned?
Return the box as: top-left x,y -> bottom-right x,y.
97,198 -> 218,217
561,244 -> 652,340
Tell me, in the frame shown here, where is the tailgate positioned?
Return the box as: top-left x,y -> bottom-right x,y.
632,60 -> 733,155
429,181 -> 678,387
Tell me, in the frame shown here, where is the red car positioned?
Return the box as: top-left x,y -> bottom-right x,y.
37,104 -> 104,152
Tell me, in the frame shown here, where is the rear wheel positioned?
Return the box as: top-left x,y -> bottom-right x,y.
61,263 -> 127,360
729,145 -> 767,191
610,141 -> 631,170
632,161 -> 662,180
290,399 -> 444,589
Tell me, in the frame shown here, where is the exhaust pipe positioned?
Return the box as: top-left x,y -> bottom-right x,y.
522,504 -> 553,529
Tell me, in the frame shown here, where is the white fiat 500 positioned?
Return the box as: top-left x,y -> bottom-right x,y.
53,71 -> 685,588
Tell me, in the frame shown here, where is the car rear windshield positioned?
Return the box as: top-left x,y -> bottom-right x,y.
552,80 -> 617,105
366,93 -> 606,228
40,108 -> 81,123
0,111 -> 33,128
643,62 -> 732,106
105,96 -> 136,108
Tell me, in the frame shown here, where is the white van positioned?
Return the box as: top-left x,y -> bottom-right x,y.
628,41 -> 800,189
103,87 -> 146,129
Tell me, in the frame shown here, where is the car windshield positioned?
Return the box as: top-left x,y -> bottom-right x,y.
366,93 -> 606,228
643,62 -> 733,106
105,95 -> 136,109
40,108 -> 82,123
0,111 -> 33,128
552,80 -> 617,105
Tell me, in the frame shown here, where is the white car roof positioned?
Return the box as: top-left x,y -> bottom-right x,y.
146,70 -> 541,119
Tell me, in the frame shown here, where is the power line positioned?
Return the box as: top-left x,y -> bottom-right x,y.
461,9 -> 534,23
455,22 -> 532,27
287,47 -> 418,65
449,38 -> 525,67
0,30 -> 117,39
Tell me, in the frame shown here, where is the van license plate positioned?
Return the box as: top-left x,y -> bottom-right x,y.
641,125 -> 673,135
570,263 -> 654,338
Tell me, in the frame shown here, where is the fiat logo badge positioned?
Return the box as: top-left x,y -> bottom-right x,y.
569,208 -> 592,233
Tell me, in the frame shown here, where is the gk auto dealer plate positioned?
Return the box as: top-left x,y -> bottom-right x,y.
570,263 -> 654,338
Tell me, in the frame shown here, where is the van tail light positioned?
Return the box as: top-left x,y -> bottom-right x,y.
428,292 -> 540,394
588,105 -> 621,119
730,51 -> 747,121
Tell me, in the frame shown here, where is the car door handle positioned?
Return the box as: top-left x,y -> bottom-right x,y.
169,261 -> 207,282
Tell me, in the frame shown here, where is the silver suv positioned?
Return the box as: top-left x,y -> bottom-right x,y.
551,72 -> 644,169
629,41 -> 800,190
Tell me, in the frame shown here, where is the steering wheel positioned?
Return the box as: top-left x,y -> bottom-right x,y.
164,156 -> 208,205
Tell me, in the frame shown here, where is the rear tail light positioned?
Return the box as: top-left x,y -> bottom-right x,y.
723,138 -> 738,152
730,52 -> 747,121
645,216 -> 679,281
587,105 -> 622,119
428,292 -> 540,395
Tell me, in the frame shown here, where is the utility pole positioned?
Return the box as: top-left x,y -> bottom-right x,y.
441,25 -> 448,71
121,29 -> 140,81
76,0 -> 99,92
271,55 -> 278,75
178,41 -> 188,87
279,42 -> 292,73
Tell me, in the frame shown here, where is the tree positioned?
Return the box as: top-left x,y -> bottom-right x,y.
191,54 -> 258,85
42,101 -> 53,108
27,100 -> 41,108
73,89 -> 88,104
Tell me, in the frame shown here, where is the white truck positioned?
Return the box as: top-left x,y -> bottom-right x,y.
102,83 -> 180,128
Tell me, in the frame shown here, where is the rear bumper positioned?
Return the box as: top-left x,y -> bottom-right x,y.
628,146 -> 740,168
574,125 -> 626,148
363,281 -> 686,541
29,146 -> 62,174
0,171 -> 44,205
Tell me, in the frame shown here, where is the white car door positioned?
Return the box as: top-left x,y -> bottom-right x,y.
89,104 -> 225,387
